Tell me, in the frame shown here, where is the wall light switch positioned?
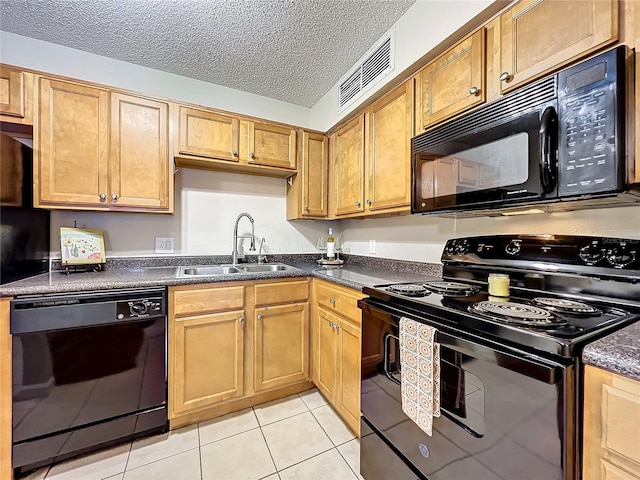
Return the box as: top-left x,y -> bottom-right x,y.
155,237 -> 174,254
369,240 -> 376,254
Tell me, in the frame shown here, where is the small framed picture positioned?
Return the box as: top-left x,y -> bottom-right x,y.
60,227 -> 106,265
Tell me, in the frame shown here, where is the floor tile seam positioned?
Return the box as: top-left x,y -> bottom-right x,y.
124,444 -> 201,473
335,442 -> 360,480
256,424 -> 279,478
308,406 -> 352,448
255,409 -> 310,428
121,439 -> 134,476
197,422 -> 204,480
198,424 -> 262,448
274,445 -> 337,475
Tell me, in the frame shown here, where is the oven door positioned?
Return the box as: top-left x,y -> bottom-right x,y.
412,101 -> 558,214
360,300 -> 574,480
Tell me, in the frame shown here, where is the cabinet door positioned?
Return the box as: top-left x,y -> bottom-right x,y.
177,106 -> 240,162
301,131 -> 328,217
333,115 -> 365,216
0,66 -> 24,118
36,78 -> 109,207
246,121 -> 297,170
366,82 -> 412,212
499,0 -> 618,93
315,308 -> 338,401
110,93 -> 171,210
419,30 -> 484,129
171,310 -> 245,416
337,318 -> 361,435
254,302 -> 309,392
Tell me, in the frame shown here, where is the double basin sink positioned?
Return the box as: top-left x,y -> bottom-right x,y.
176,263 -> 296,277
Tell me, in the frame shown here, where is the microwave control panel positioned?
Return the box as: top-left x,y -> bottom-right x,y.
557,46 -> 625,197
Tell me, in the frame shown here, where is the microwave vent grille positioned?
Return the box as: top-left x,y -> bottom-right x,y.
413,76 -> 557,150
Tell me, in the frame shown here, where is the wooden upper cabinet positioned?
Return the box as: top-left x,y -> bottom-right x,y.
333,115 -> 365,216
177,106 -> 240,162
110,93 -> 171,211
287,131 -> 328,220
0,66 -> 25,118
244,121 -> 296,170
366,82 -> 413,212
419,30 -> 484,130
36,78 -> 109,208
498,0 -> 618,94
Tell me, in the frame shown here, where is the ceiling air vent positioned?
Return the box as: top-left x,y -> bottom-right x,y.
338,34 -> 394,110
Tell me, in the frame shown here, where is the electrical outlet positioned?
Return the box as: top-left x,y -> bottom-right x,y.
369,240 -> 376,254
155,237 -> 174,254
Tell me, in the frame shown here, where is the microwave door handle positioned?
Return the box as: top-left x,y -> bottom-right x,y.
539,106 -> 558,193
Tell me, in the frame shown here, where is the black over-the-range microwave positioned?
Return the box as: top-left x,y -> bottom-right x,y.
411,45 -> 639,215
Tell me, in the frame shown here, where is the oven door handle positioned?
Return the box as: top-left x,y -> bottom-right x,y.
383,333 -> 402,386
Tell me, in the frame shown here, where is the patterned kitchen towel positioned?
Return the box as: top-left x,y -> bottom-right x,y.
399,317 -> 441,436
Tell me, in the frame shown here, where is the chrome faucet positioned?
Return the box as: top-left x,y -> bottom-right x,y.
232,213 -> 256,265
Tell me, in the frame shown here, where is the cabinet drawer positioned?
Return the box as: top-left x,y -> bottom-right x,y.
254,280 -> 308,306
172,285 -> 245,316
315,281 -> 364,324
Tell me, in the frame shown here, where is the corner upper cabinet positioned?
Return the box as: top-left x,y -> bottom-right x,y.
418,30 -> 485,130
243,120 -> 296,170
176,106 -> 240,163
36,78 -> 109,208
36,78 -> 172,212
333,115 -> 365,216
110,93 -> 171,211
497,0 -> 618,94
365,81 -> 413,212
286,131 -> 328,219
0,66 -> 34,124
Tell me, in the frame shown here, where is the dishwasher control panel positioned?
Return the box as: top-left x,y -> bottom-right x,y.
116,296 -> 165,320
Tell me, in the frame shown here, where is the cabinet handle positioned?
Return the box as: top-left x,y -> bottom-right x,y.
232,150 -> 238,156
250,152 -> 256,159
257,314 -> 263,320
334,324 -> 340,332
356,201 -> 361,208
329,298 -> 336,305
469,86 -> 480,96
304,206 -> 310,212
499,72 -> 512,82
99,193 -> 107,202
366,199 -> 372,206
111,194 -> 118,202
238,316 -> 244,324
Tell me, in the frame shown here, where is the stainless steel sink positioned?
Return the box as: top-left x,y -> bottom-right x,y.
176,263 -> 295,277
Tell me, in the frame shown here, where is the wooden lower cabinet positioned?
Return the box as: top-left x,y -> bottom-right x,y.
583,365 -> 640,480
169,279 -> 311,427
312,279 -> 366,435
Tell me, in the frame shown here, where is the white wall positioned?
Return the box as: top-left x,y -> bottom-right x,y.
339,206 -> 640,264
50,169 -> 332,258
0,31 -> 311,127
309,0 -> 496,131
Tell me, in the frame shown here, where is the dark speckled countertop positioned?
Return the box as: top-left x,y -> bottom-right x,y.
582,321 -> 640,381
0,254 -> 441,297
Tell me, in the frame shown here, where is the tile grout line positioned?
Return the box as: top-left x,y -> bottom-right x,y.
121,439 -> 133,476
335,441 -> 361,480
275,445 -> 337,476
197,422 -> 203,480
254,406 -> 279,478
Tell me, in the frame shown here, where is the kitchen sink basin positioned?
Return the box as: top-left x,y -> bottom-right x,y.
176,263 -> 296,277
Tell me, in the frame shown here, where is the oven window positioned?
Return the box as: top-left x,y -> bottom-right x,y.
419,132 -> 529,199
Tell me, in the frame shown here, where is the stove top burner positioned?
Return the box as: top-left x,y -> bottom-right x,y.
531,297 -> 601,316
423,281 -> 480,296
387,284 -> 429,297
469,301 -> 568,328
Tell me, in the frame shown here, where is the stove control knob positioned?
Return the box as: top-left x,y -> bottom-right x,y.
606,243 -> 637,269
444,241 -> 457,255
130,301 -> 148,316
505,239 -> 522,256
455,239 -> 470,254
579,241 -> 605,265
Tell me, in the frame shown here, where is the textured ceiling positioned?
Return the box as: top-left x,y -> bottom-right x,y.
0,0 -> 416,107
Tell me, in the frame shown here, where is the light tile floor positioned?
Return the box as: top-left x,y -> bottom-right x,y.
22,389 -> 363,480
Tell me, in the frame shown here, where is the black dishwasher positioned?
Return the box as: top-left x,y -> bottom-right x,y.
10,287 -> 168,474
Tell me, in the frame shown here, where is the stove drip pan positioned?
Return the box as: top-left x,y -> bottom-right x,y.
531,297 -> 601,316
423,281 -> 480,296
387,284 -> 429,297
469,300 -> 568,328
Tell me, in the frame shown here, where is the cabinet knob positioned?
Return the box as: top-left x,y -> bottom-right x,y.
232,150 -> 238,156
257,314 -> 263,320
366,199 -> 372,206
111,194 -> 118,202
99,193 -> 106,202
305,206 -> 310,212
329,298 -> 336,305
334,324 -> 339,331
356,201 -> 361,208
469,86 -> 480,96
250,152 -> 256,159
238,316 -> 244,324
499,72 -> 512,82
